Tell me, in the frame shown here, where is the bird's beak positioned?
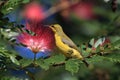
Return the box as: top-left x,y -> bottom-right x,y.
50,26 -> 56,32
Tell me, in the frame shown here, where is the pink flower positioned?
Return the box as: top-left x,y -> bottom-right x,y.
17,23 -> 55,54
72,2 -> 95,20
23,2 -> 45,21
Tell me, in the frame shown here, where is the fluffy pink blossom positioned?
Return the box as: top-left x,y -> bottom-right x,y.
23,2 -> 45,21
72,2 -> 95,20
17,24 -> 55,54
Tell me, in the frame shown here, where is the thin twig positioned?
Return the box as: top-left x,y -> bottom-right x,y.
85,53 -> 96,58
52,62 -> 65,67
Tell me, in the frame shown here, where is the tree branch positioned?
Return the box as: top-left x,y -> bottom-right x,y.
52,62 -> 65,67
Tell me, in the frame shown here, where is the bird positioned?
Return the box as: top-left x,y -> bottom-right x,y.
50,24 -> 88,66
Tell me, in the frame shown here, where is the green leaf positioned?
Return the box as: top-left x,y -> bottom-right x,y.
36,54 -> 66,70
19,59 -> 33,67
1,0 -> 21,15
81,44 -> 91,57
87,55 -> 105,64
1,76 -> 21,80
104,53 -> 120,63
65,59 -> 79,74
22,0 -> 30,3
10,55 -> 20,65
112,39 -> 120,49
36,59 -> 50,70
44,54 -> 65,64
110,36 -> 120,43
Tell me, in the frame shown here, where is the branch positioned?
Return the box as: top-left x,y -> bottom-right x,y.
49,51 -> 111,67
52,62 -> 65,67
85,53 -> 96,58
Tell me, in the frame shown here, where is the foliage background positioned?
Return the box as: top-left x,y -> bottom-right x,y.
0,0 -> 120,80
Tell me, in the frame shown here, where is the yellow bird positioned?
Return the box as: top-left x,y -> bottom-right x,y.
50,24 -> 88,66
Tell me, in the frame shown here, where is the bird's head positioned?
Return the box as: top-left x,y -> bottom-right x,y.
50,24 -> 63,33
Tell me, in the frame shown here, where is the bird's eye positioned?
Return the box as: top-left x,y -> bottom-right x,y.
51,25 -> 54,27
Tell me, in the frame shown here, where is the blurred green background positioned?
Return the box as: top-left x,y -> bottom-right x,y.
0,0 -> 120,80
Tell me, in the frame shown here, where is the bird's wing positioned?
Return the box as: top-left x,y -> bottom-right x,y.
61,34 -> 80,51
